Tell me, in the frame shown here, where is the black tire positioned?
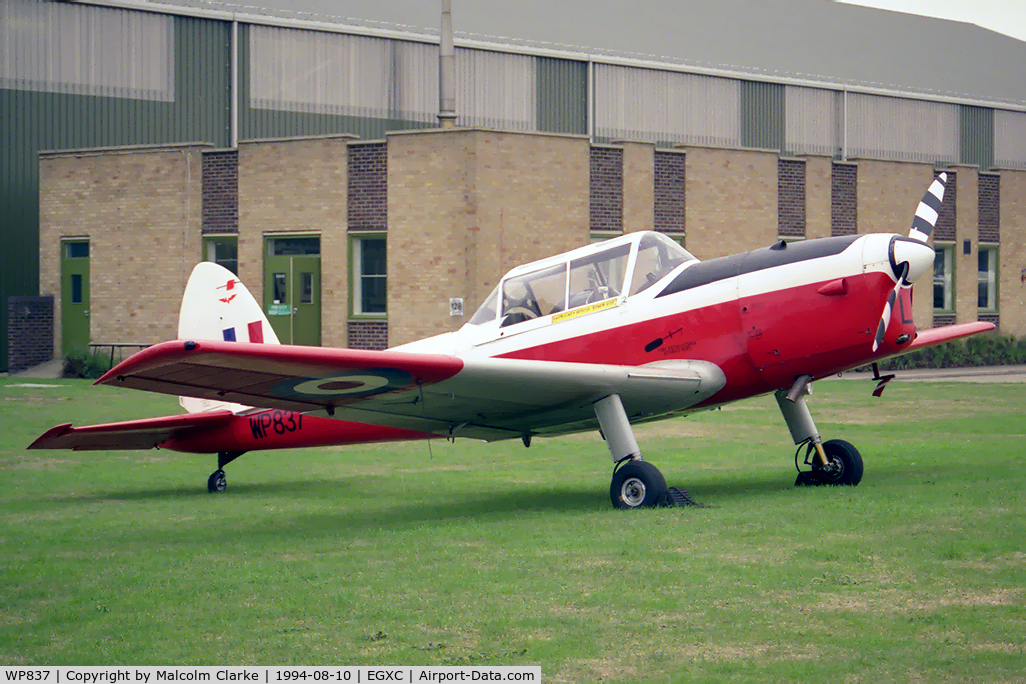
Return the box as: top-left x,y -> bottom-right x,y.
810,439 -> 863,486
610,461 -> 667,509
207,469 -> 227,493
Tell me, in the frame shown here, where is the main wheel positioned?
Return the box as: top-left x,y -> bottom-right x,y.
810,439 -> 863,486
610,461 -> 667,509
207,469 -> 227,493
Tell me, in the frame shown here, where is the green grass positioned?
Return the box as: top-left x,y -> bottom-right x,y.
2,377 -> 1025,681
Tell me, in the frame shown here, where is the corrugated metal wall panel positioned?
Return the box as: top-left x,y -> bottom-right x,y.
741,80 -> 784,151
960,105 -> 994,169
995,109 -> 1026,169
247,25 -> 437,123
785,85 -> 840,157
0,1 -> 233,369
176,15 -> 230,147
536,56 -> 587,135
0,88 -> 39,371
243,24 -> 436,140
594,64 -> 740,147
847,92 -> 959,163
0,0 -> 174,100
455,47 -> 535,130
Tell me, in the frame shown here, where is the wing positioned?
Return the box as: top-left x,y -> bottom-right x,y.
905,321 -> 995,351
94,340 -> 726,441
28,410 -> 234,451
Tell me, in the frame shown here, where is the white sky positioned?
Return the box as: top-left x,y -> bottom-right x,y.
837,0 -> 1026,42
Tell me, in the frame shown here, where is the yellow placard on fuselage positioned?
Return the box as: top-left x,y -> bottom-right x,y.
552,296 -> 619,324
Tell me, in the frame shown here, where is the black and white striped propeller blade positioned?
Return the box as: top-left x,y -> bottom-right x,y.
871,172 -> 947,353
873,262 -> 908,352
908,172 -> 947,243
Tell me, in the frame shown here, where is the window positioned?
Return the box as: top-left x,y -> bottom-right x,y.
629,232 -> 697,295
300,272 -> 314,305
272,273 -> 288,304
351,235 -> 386,316
65,242 -> 89,259
468,285 -> 499,326
500,263 -> 567,327
568,243 -> 630,309
269,236 -> 320,256
933,244 -> 954,312
204,236 -> 238,275
978,246 -> 998,311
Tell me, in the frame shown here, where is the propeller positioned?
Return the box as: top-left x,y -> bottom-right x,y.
872,172 -> 947,352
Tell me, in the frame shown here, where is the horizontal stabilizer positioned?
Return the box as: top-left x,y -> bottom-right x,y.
28,410 -> 233,451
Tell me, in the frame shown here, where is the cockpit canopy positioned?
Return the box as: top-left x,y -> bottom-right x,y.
467,231 -> 697,327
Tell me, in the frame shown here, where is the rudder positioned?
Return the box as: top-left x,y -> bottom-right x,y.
177,262 -> 278,414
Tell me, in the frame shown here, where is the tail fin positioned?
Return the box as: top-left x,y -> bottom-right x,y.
177,262 -> 278,414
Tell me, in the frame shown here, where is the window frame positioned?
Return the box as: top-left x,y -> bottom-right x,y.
203,234 -> 239,275
348,232 -> 388,319
933,242 -> 955,313
977,244 -> 999,313
589,230 -> 622,244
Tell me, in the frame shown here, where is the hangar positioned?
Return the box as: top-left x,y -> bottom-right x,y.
3,0 -> 1026,371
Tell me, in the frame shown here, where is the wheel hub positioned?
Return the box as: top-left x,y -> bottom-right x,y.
815,457 -> 843,481
620,477 -> 646,507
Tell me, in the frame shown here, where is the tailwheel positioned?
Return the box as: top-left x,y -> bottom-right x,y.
610,460 -> 667,509
796,439 -> 863,487
207,450 -> 245,493
207,468 -> 227,493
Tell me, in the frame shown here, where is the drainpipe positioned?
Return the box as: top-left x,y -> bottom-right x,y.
438,0 -> 456,128
231,18 -> 239,148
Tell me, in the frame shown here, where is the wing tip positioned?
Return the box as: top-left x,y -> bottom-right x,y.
27,423 -> 74,449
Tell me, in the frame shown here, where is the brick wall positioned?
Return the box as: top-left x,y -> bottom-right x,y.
347,142 -> 387,349
387,128 -> 589,347
654,151 -> 686,234
683,145 -> 778,259
622,142 -> 654,233
202,150 -> 238,233
7,296 -> 53,373
855,159 -> 935,328
979,174 -> 1000,243
237,135 -> 355,348
805,156 -> 833,240
831,163 -> 857,236
348,142 -> 387,232
934,170 -> 957,241
347,320 -> 387,350
998,170 -> 1026,335
39,145 -> 207,356
37,139 -> 1026,351
590,146 -> 623,232
778,158 -> 806,238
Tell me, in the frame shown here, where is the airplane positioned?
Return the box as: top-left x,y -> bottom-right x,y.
30,172 -> 995,508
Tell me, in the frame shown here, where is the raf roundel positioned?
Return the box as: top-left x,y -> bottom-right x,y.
272,368 -> 414,401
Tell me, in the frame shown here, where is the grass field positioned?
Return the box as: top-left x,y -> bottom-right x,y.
2,376 -> 1025,682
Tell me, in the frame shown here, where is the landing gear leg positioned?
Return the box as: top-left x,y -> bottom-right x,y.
594,394 -> 667,508
775,379 -> 863,487
207,450 -> 246,493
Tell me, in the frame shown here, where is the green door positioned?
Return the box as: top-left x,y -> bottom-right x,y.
264,236 -> 321,346
61,240 -> 91,355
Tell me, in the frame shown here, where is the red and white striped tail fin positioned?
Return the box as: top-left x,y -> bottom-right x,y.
177,262 -> 279,414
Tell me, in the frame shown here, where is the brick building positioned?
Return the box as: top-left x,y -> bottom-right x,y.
5,0 -> 1026,368
36,131 -> 1026,359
